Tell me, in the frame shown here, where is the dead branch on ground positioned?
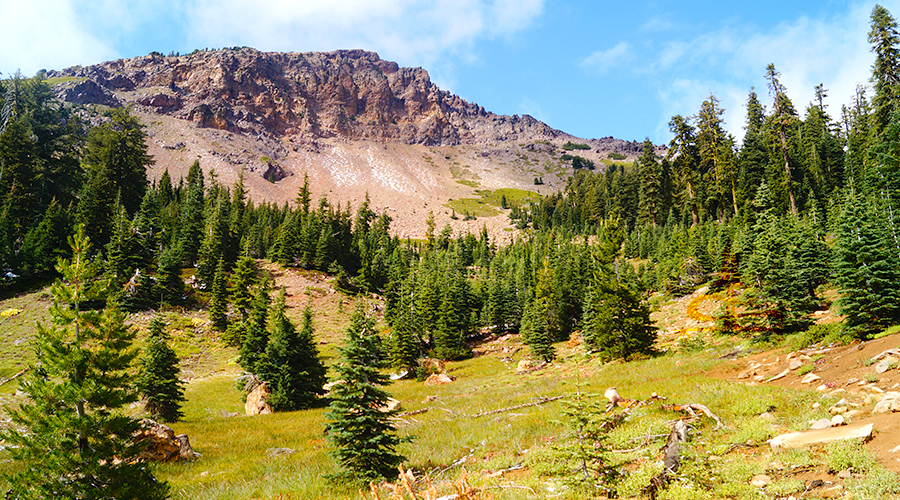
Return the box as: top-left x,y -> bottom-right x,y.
470,396 -> 564,419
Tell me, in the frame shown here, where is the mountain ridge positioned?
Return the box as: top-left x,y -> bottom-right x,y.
47,47 -> 658,239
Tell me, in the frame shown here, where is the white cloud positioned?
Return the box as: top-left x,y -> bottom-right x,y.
581,41 -> 632,73
650,2 -> 878,141
0,0 -> 116,75
184,0 -> 544,69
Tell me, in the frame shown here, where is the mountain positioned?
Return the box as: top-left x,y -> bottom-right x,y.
48,48 -> 656,238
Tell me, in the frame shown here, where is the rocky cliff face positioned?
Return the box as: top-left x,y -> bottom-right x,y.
49,48 -> 567,146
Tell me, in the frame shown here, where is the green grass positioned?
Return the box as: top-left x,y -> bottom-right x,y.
3,283 -> 899,499
0,288 -> 52,379
44,76 -> 88,85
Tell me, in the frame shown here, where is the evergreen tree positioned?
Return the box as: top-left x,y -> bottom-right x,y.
834,190 -> 900,337
324,307 -> 405,482
582,261 -> 656,361
258,294 -> 326,411
869,4 -> 900,138
521,257 -> 557,363
208,258 -> 228,331
136,315 -> 185,422
637,138 -> 663,226
1,226 -> 169,500
238,280 -> 272,374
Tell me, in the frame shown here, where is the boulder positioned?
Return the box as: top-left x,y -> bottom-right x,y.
750,474 -> 772,487
872,392 -> 900,414
809,419 -> 831,430
769,422 -> 874,451
134,419 -> 199,462
789,360 -> 803,370
245,382 -> 274,416
424,373 -> 454,386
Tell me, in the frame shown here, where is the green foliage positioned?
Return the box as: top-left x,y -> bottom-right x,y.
562,141 -> 591,151
136,315 -> 186,422
547,388 -> 619,495
324,307 -> 405,483
258,292 -> 326,411
1,226 -> 168,500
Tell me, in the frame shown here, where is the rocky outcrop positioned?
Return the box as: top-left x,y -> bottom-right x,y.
134,419 -> 199,462
47,48 -> 568,146
245,381 -> 274,415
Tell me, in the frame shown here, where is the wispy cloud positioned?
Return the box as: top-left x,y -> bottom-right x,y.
0,0 -> 116,75
185,0 -> 544,68
649,2 -> 875,141
580,41 -> 632,73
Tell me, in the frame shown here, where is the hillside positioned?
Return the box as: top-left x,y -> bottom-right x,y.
47,48 -> 659,239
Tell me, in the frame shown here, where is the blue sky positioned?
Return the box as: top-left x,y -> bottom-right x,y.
1,1 -> 892,144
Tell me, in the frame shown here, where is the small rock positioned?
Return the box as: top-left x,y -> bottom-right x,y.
829,406 -> 847,415
813,402 -> 821,409
837,469 -> 852,479
421,395 -> 437,403
820,485 -> 843,498
424,373 -> 454,386
875,357 -> 897,374
810,419 -> 832,430
835,398 -> 849,407
767,369 -> 791,382
377,397 -> 402,413
769,422 -> 875,451
516,359 -> 536,373
890,445 -> 900,453
267,447 -> 295,457
750,474 -> 772,487
759,412 -> 777,422
790,360 -> 803,370
846,378 -> 860,386
801,373 -> 821,384
831,415 -> 847,426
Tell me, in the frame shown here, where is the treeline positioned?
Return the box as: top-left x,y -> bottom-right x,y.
511,4 -> 900,341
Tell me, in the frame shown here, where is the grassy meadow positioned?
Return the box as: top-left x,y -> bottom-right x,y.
0,282 -> 898,499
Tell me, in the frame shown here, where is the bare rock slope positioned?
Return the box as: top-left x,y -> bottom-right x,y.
49,48 -> 652,238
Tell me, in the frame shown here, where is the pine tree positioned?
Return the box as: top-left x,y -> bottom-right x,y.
238,280 -> 272,374
324,307 -> 405,482
208,257 -> 228,331
258,293 -> 327,411
1,226 -> 169,500
869,4 -> 900,138
834,190 -> 900,337
582,264 -> 656,361
136,315 -> 186,422
521,257 -> 557,363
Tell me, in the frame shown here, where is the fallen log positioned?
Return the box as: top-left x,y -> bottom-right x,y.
660,403 -> 724,429
0,368 -> 27,387
643,419 -> 688,499
470,395 -> 564,419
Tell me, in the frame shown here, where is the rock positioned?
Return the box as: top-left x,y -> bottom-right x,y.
813,402 -> 821,409
421,395 -> 437,403
220,410 -> 239,418
873,392 -> 900,414
758,412 -> 777,422
846,377 -> 860,386
245,382 -> 273,416
830,415 -> 846,426
134,419 -> 199,462
836,469 -> 852,479
766,369 -> 791,382
801,373 -> 821,384
390,369 -> 410,380
516,359 -> 536,373
750,474 -> 772,487
789,360 -> 803,370
424,373 -> 454,386
829,406 -> 847,415
769,422 -> 874,451
267,447 -> 296,457
875,357 -> 897,374
377,397 -> 402,413
816,384 -> 828,392
820,485 -> 843,498
810,419 -> 832,430
889,445 -> 900,453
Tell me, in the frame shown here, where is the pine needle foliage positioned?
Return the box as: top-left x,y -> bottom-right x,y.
258,290 -> 327,411
325,307 -> 405,483
1,226 -> 169,500
136,315 -> 186,423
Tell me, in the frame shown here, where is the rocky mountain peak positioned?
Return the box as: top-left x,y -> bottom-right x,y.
49,47 -> 565,147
